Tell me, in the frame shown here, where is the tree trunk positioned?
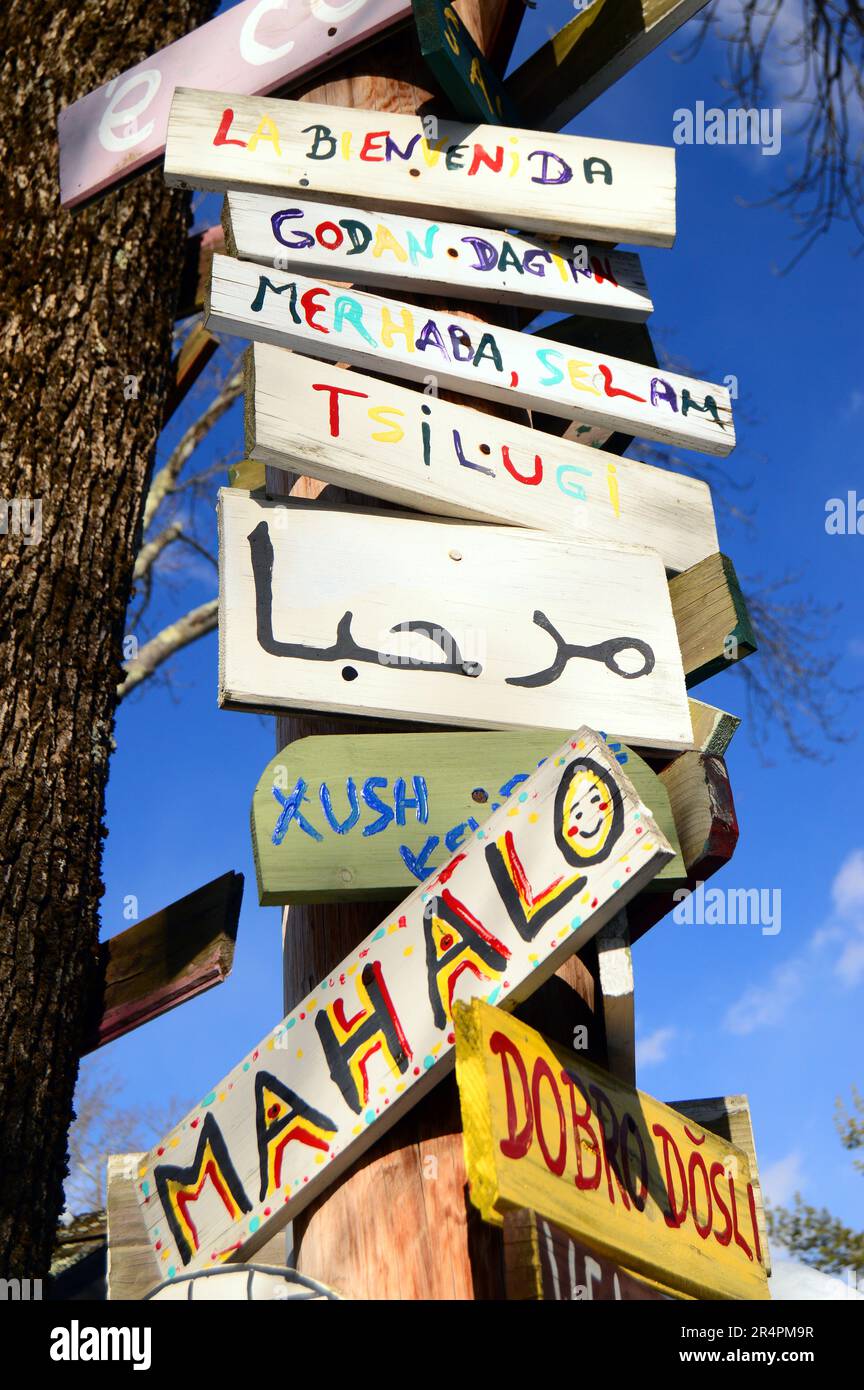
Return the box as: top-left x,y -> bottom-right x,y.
267,2 -> 613,1299
0,0 -> 215,1276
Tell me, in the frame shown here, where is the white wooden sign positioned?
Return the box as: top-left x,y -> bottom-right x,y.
209,258 -> 735,454
225,191 -> 654,320
248,348 -> 718,572
165,88 -> 677,247
218,491 -> 694,752
134,728 -> 673,1277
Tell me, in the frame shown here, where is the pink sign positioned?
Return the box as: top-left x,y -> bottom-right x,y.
58,0 -> 411,208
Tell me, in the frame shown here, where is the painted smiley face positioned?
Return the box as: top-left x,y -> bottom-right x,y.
554,758 -> 624,867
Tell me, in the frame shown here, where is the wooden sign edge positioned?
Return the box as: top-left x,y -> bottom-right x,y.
82,870 -> 243,1053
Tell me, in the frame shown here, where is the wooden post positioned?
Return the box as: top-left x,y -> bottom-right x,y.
261,2 -> 620,1300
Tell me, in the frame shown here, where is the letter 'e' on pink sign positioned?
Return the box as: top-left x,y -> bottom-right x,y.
57,0 -> 411,208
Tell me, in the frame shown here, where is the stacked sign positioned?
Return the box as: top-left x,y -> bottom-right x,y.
124,28 -> 765,1297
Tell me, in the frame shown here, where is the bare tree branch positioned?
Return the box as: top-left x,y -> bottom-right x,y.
142,367 -> 242,534
132,521 -> 184,583
735,571 -> 859,759
65,1064 -> 191,1215
678,0 -> 864,264
118,598 -> 218,701
174,532 -> 217,570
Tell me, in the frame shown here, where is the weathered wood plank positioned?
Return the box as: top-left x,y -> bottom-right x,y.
227,457 -> 267,491
413,0 -> 520,124
81,871 -> 243,1053
165,88 -> 677,247
218,491 -> 693,750
669,551 -> 757,686
246,348 -> 717,573
671,1095 -> 771,1276
503,1209 -> 678,1300
107,1153 -> 159,1301
163,322 -> 219,426
455,998 -> 770,1300
134,728 -> 673,1278
58,0 -> 414,207
506,0 -> 710,132
660,750 -> 740,873
209,258 -> 733,454
627,751 -> 739,944
225,192 -> 653,320
687,697 -> 741,755
251,731 -> 686,904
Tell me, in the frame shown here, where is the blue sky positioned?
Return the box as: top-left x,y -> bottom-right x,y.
86,0 -> 864,1242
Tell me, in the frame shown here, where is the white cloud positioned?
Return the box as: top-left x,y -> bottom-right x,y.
836,938 -> 864,988
825,849 -> 864,986
832,850 -> 864,917
636,1025 -> 677,1067
725,849 -> 864,1032
761,1151 -> 805,1207
723,959 -> 806,1036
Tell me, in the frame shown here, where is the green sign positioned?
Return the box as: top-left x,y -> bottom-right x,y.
413,0 -> 521,125
251,730 -> 685,904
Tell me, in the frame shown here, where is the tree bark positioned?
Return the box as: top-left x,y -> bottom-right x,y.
0,0 -> 215,1276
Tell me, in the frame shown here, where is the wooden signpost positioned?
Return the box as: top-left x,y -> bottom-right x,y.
134,729 -> 673,1278
454,998 -> 770,1301
225,192 -> 654,320
503,1209 -> 677,1301
57,0 -> 413,207
246,348 -> 717,572
505,0 -> 711,133
207,258 -> 734,454
412,0 -> 520,125
85,0 -> 761,1301
164,88 -> 678,247
218,491 -> 693,750
250,730 -> 686,904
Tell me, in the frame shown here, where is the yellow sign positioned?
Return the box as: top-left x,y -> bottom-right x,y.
454,999 -> 770,1302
